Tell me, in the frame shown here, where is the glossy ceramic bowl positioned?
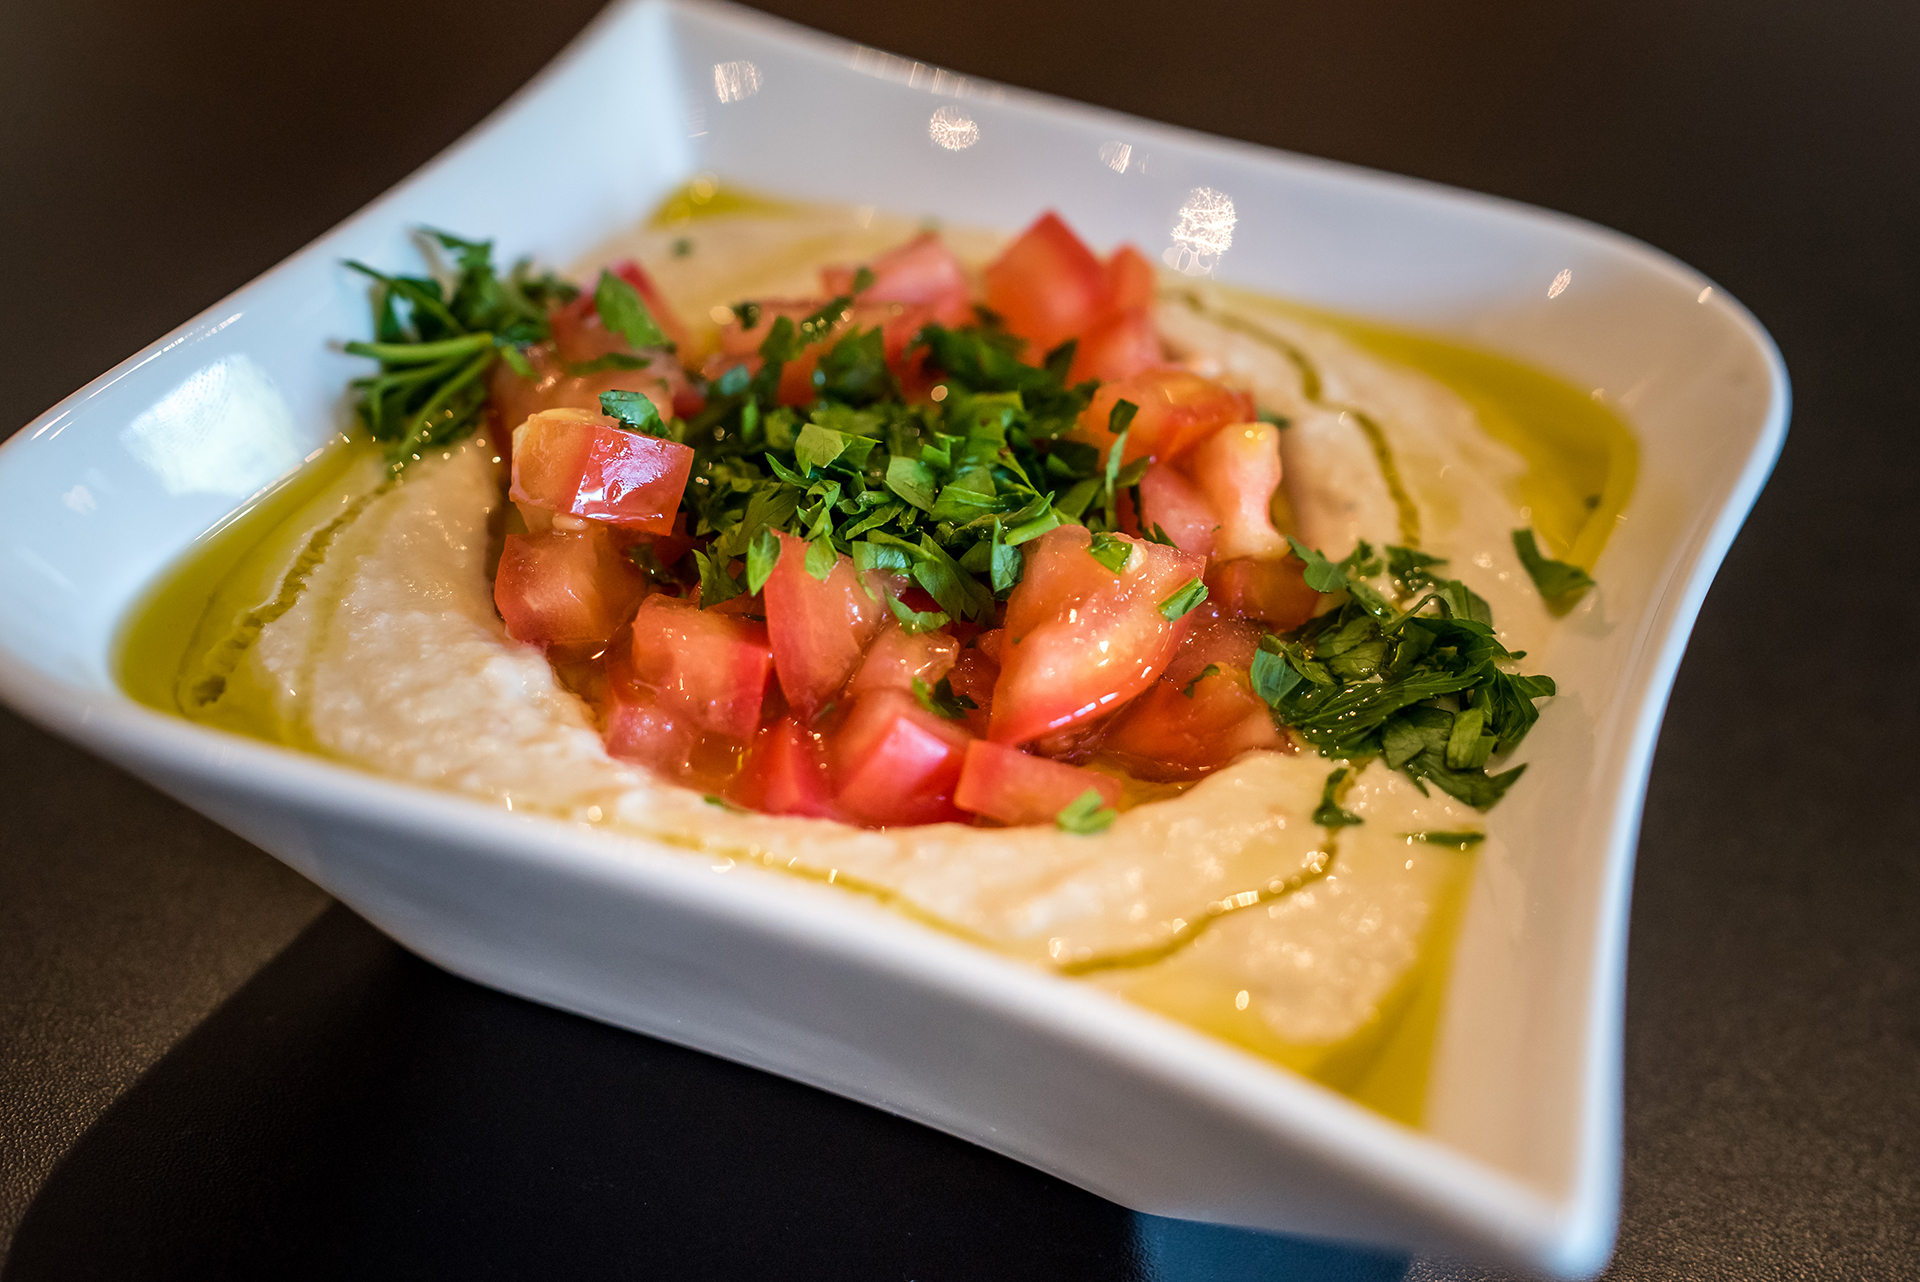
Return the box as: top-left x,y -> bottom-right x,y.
0,1 -> 1786,1273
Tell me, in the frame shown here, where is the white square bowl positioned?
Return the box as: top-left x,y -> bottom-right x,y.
0,1 -> 1786,1273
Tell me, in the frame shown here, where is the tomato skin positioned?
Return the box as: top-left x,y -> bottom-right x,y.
1100,667 -> 1283,780
627,594 -> 772,741
1131,461 -> 1219,558
983,212 -> 1107,355
954,740 -> 1122,827
1068,307 -> 1162,384
736,716 -> 838,819
1186,420 -> 1287,560
1073,369 -> 1257,465
1103,245 -> 1158,313
509,409 -> 695,534
823,232 -> 973,327
602,691 -> 701,774
830,690 -> 972,827
848,622 -> 959,697
494,526 -> 646,649
1164,614 -> 1266,687
1204,556 -> 1320,630
991,525 -> 1205,745
762,531 -> 888,720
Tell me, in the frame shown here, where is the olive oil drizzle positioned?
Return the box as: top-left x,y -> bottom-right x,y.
178,480 -> 393,714
1165,289 -> 1424,548
1056,757 -> 1363,975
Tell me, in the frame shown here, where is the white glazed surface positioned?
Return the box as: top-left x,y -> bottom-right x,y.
0,1 -> 1787,1274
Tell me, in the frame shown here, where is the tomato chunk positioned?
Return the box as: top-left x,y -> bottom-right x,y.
510,409 -> 695,534
1186,420 -> 1287,559
1164,615 -> 1265,687
1204,556 -> 1320,630
1068,307 -> 1162,384
1101,667 -> 1282,780
762,531 -> 888,720
982,212 -> 1107,355
628,594 -> 772,741
991,526 -> 1205,745
830,689 -> 972,827
736,716 -> 837,819
954,740 -> 1122,827
1103,245 -> 1157,313
823,232 -> 972,326
1131,462 -> 1219,558
848,622 -> 959,697
1073,369 -> 1256,465
494,525 -> 645,649
602,689 -> 700,774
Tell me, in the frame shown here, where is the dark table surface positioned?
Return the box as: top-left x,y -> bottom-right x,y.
3,1 -> 1916,1278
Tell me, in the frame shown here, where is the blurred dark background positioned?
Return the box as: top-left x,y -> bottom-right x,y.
2,1 -> 1915,1278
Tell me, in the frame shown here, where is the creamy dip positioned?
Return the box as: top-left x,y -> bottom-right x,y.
120,196 -> 1634,1122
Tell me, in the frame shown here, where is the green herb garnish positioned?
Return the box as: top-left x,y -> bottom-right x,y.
1312,767 -> 1365,828
1159,577 -> 1208,621
1256,539 -> 1556,810
593,269 -> 669,350
344,230 -> 572,469
912,675 -> 976,720
599,390 -> 666,436
1513,528 -> 1596,602
1056,787 -> 1118,834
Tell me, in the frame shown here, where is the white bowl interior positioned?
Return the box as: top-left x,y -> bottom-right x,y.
0,1 -> 1785,1273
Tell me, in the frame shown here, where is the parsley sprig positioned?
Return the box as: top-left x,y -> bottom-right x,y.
345,231 -> 576,469
1249,539 -> 1556,810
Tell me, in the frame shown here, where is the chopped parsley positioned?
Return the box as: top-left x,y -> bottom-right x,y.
1512,528 -> 1596,602
1405,830 -> 1486,848
1255,539 -> 1557,811
1312,767 -> 1365,828
1158,577 -> 1208,621
1056,787 -> 1119,834
912,675 -> 976,720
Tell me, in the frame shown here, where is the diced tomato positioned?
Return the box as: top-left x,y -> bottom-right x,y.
848,622 -> 959,697
1186,420 -> 1288,559
1163,615 -> 1266,687
954,740 -> 1122,827
736,716 -> 838,819
1130,462 -> 1220,558
762,531 -> 888,720
823,232 -> 973,327
1100,667 -> 1283,780
489,344 -> 698,453
982,212 -> 1107,356
1204,556 -> 1320,630
1103,245 -> 1157,314
627,595 -> 772,741
509,408 -> 695,534
1068,307 -> 1162,384
1072,368 -> 1257,465
829,689 -> 972,827
494,526 -> 645,650
602,688 -> 701,774
991,526 -> 1205,745
610,259 -> 692,355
